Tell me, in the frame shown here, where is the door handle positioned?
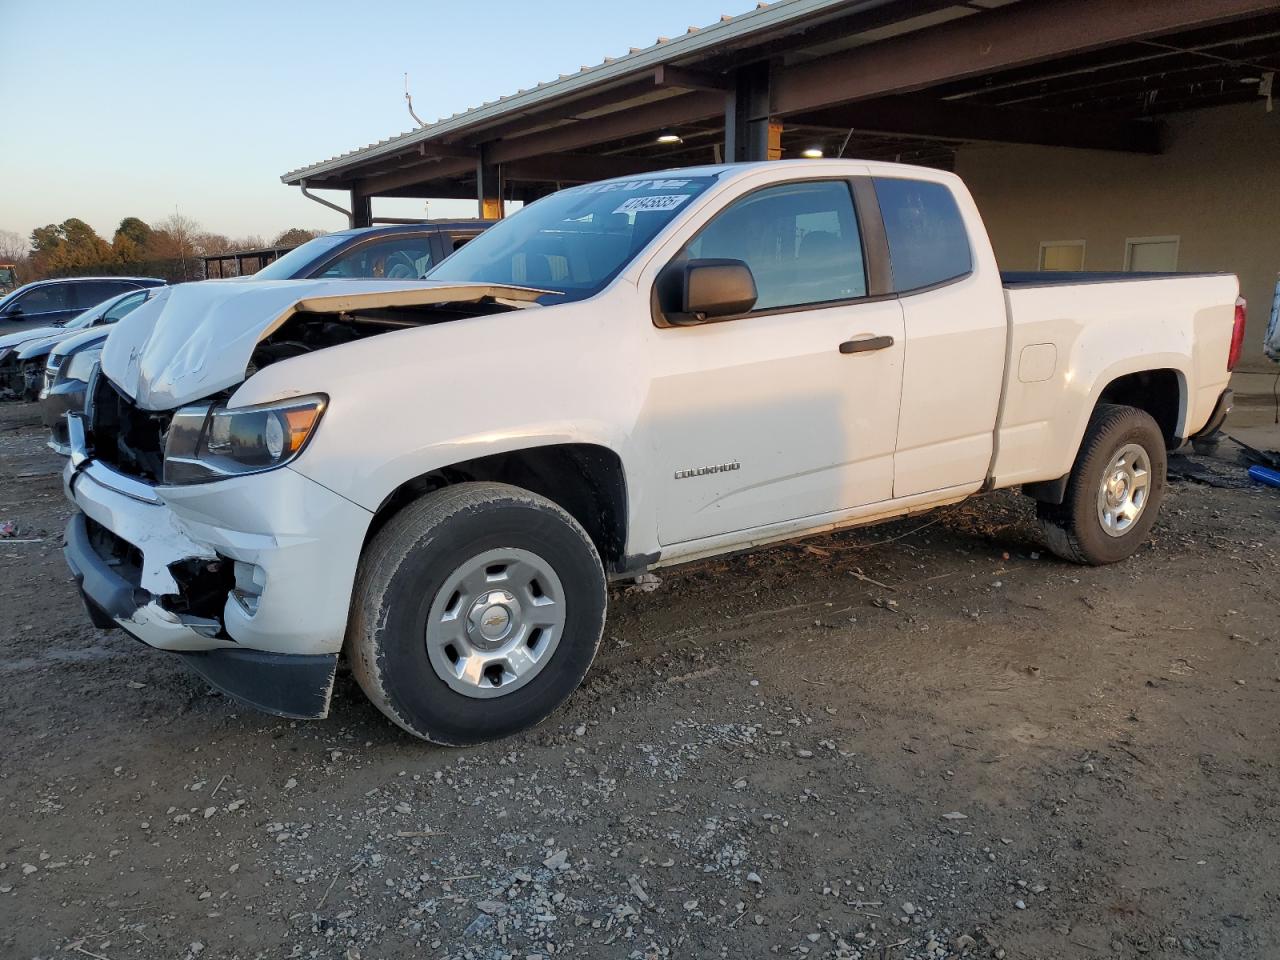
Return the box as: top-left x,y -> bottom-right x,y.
839,335 -> 895,354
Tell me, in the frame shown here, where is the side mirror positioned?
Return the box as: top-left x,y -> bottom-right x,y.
658,258 -> 757,325
4,305 -> 22,318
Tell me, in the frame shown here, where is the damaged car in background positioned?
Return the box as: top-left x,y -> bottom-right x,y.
41,297 -> 157,454
61,160 -> 1243,745
23,286 -> 162,408
0,278 -> 165,399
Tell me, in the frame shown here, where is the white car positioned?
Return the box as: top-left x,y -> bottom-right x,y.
61,160 -> 1242,743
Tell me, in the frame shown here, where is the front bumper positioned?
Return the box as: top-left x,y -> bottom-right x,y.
63,444 -> 374,718
42,379 -> 86,454
64,512 -> 339,718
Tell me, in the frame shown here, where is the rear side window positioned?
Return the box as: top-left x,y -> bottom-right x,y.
77,280 -> 134,308
317,236 -> 434,279
102,290 -> 149,323
873,178 -> 972,292
685,180 -> 866,311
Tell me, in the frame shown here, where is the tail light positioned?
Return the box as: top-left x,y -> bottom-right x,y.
1228,297 -> 1247,372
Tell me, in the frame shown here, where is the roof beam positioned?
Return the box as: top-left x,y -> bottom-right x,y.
653,64 -> 731,92
503,152 -> 672,183
772,0 -> 1280,115
794,94 -> 1161,153
357,157 -> 474,195
455,79 -> 660,139
418,142 -> 477,160
486,90 -> 723,164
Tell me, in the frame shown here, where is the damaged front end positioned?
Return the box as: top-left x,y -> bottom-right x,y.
62,396 -> 347,719
0,347 -> 23,400
62,278 -> 548,721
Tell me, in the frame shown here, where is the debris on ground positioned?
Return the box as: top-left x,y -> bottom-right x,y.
1,400 -> 1277,960
625,571 -> 663,593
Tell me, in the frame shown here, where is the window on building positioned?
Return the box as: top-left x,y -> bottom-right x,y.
1125,236 -> 1179,272
686,180 -> 866,311
1038,241 -> 1086,272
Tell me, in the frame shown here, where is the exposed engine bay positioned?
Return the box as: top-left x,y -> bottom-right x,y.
247,299 -> 530,376
86,293 -> 540,484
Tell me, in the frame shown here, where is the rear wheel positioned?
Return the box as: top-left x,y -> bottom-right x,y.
348,482 -> 606,745
1037,403 -> 1167,565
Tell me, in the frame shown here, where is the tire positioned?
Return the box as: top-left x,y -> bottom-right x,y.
348,482 -> 606,745
1037,403 -> 1167,566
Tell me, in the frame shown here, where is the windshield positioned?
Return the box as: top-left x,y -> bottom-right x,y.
426,175 -> 718,302
251,234 -> 349,280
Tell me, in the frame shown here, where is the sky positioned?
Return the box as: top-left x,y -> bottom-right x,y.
0,0 -> 759,248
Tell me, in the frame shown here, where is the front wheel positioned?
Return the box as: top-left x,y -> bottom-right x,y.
1037,403 -> 1168,565
348,482 -> 606,745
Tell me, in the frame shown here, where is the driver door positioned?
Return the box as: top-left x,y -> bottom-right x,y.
643,178 -> 905,546
2,283 -> 79,328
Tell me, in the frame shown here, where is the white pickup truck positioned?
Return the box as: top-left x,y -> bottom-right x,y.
62,160 -> 1244,744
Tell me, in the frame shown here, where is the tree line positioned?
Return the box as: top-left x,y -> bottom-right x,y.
0,218 -> 325,285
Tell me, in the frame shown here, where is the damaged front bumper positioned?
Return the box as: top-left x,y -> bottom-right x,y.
62,421 -> 373,719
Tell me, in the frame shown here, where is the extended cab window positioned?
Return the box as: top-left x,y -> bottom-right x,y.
685,180 -> 866,311
426,176 -> 717,303
873,178 -> 972,292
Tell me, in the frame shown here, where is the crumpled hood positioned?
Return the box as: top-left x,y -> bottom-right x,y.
15,327 -> 78,360
0,325 -> 60,351
100,278 -> 549,410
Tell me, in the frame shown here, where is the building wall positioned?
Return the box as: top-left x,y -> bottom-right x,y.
955,102 -> 1280,371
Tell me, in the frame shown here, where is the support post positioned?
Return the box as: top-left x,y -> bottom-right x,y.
724,61 -> 775,162
477,145 -> 504,220
349,190 -> 372,229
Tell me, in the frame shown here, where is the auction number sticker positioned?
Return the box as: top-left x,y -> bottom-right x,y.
613,194 -> 691,215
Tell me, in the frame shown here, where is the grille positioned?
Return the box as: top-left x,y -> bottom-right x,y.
88,373 -> 174,484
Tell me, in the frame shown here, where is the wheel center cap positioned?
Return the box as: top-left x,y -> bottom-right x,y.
1107,472 -> 1129,505
468,590 -> 519,646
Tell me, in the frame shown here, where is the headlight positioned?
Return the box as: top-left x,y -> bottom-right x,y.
62,348 -> 101,384
163,394 -> 327,485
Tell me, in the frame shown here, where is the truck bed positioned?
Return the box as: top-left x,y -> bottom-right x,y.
1001,271 -> 1231,288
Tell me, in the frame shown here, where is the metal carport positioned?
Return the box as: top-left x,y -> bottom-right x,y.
281,0 -> 1280,226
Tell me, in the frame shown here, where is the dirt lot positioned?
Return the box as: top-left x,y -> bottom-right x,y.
1,400 -> 1277,960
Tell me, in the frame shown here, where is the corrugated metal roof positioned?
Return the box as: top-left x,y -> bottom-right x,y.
281,0 -> 892,184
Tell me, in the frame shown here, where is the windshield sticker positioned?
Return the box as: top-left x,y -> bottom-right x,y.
578,178 -> 692,195
613,194 -> 692,215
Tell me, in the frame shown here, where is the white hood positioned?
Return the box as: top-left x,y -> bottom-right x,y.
0,325 -> 61,350
100,279 -> 548,410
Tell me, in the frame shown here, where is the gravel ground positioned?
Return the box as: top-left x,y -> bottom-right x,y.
1,400 -> 1277,960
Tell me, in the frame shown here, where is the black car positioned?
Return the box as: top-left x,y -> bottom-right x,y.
250,221 -> 491,282
0,276 -> 166,333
